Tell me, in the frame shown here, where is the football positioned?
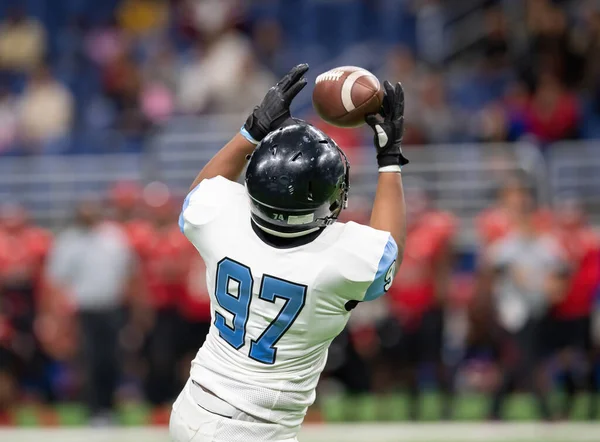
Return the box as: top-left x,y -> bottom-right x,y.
312,66 -> 383,128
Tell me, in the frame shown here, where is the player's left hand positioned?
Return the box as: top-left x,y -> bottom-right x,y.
242,63 -> 309,144
365,81 -> 409,168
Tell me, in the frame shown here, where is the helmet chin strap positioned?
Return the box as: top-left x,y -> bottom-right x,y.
252,220 -> 321,238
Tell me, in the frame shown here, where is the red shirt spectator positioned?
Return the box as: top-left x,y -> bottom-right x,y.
0,205 -> 64,359
144,223 -> 190,310
0,205 -> 51,293
179,253 -> 211,323
525,74 -> 580,143
551,200 -> 600,319
109,181 -> 154,259
120,218 -> 155,260
553,228 -> 600,319
476,205 -> 554,247
387,210 -> 457,327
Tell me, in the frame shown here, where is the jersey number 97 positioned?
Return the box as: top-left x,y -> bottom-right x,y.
213,258 -> 307,365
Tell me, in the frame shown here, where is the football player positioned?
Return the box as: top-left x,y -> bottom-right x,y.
550,197 -> 600,419
381,182 -> 457,420
171,64 -> 408,442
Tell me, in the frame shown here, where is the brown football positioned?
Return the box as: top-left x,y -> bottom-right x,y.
312,66 -> 383,128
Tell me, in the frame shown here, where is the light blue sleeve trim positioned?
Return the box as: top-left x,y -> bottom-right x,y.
363,236 -> 398,302
240,125 -> 259,145
178,182 -> 203,233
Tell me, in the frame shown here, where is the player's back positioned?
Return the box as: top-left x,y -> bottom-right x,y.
180,176 -> 396,431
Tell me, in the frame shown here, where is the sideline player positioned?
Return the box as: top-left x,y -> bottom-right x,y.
170,64 -> 408,441
550,197 -> 600,419
381,182 -> 457,420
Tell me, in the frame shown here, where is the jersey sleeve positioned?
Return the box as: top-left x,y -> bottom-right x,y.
179,176 -> 246,258
179,176 -> 243,234
329,222 -> 398,304
363,236 -> 398,301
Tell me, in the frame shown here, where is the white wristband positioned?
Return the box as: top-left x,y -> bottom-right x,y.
378,165 -> 402,173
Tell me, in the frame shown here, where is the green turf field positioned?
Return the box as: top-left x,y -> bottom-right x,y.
321,392 -> 598,422
7,393 -> 597,426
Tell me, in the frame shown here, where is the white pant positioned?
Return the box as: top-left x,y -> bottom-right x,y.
169,379 -> 299,442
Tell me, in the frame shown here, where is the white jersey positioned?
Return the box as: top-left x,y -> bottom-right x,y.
179,176 -> 397,434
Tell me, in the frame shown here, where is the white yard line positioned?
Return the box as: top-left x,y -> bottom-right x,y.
0,423 -> 599,442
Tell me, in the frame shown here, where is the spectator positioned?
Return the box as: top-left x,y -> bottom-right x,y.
107,181 -> 154,318
479,5 -> 510,71
480,179 -> 568,420
524,73 -> 580,144
468,6 -> 515,109
18,65 -> 74,151
142,187 -> 190,407
381,46 -> 427,145
251,18 -> 288,77
177,39 -> 275,114
101,46 -> 150,136
380,181 -> 457,420
177,0 -> 276,114
549,197 -> 600,419
46,200 -> 135,423
178,253 -> 210,386
0,204 -> 53,402
0,8 -> 46,73
476,175 -> 553,248
524,3 -> 584,88
140,42 -> 177,123
109,181 -> 154,259
472,175 -> 553,360
107,182 -> 154,402
143,42 -> 178,93
102,46 -> 141,112
413,72 -> 465,144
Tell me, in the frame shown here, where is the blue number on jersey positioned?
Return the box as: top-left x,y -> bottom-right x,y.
213,259 -> 307,364
250,275 -> 307,364
214,258 -> 253,349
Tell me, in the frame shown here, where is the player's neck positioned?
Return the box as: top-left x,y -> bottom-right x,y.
251,220 -> 324,249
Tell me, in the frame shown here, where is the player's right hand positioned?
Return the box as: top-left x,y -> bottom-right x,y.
365,81 -> 409,169
242,63 -> 309,144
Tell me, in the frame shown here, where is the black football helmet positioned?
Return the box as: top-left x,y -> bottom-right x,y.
245,119 -> 350,236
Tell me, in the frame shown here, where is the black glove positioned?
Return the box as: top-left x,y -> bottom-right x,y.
365,81 -> 409,168
243,63 -> 309,143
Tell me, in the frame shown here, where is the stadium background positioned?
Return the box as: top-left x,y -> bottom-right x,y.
0,0 -> 599,440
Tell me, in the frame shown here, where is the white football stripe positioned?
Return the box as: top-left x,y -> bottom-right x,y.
341,70 -> 379,113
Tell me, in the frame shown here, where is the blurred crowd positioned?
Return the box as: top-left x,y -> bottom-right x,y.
1,0 -> 600,427
0,173 -> 599,424
330,173 -> 600,422
0,182 -> 210,424
0,0 -> 600,155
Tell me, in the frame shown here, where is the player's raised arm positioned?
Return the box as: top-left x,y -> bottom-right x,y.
365,81 -> 409,265
189,64 -> 309,190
